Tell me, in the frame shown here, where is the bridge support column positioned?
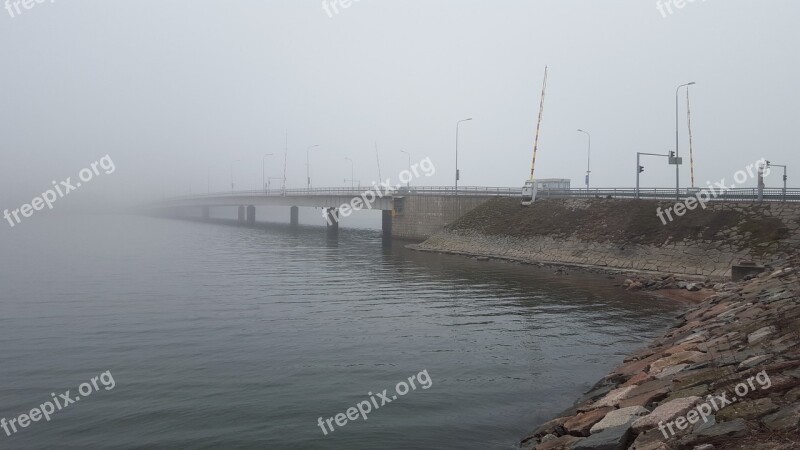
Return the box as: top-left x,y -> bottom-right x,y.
237,205 -> 245,223
246,205 -> 256,225
290,206 -> 299,227
325,208 -> 339,234
202,206 -> 210,219
382,210 -> 392,240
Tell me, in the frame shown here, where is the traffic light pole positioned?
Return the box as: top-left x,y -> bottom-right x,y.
636,152 -> 671,199
768,163 -> 788,202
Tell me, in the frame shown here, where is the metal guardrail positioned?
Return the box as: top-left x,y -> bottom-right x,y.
162,186 -> 521,201
537,187 -> 800,202
157,186 -> 800,203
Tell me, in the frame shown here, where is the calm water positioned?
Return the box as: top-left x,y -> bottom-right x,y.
0,215 -> 681,449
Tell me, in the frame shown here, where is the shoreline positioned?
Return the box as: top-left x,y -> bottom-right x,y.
407,243 -> 799,449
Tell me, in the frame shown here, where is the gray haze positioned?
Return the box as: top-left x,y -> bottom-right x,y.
1,0 -> 798,210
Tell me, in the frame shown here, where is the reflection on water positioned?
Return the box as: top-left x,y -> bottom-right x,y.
0,216 -> 680,449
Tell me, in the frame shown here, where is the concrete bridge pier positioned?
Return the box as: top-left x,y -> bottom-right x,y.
325,208 -> 339,234
202,206 -> 210,219
290,206 -> 299,227
382,210 -> 392,240
246,205 -> 256,225
237,205 -> 246,223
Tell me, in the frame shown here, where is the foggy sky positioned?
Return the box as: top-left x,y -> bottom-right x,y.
1,0 -> 798,209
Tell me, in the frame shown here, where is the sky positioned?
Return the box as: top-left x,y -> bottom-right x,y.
1,0 -> 798,209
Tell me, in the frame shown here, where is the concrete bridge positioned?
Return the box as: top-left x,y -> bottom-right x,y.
144,185 -> 799,239
144,186 -> 518,240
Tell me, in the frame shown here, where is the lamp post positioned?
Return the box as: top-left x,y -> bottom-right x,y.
400,150 -> 411,188
577,129 -> 591,190
306,145 -> 319,191
455,118 -> 472,195
675,81 -> 696,200
345,157 -> 354,189
262,153 -> 273,193
230,159 -> 240,192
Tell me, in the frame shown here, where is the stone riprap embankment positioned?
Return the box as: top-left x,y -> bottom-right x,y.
412,198 -> 800,278
519,260 -> 800,450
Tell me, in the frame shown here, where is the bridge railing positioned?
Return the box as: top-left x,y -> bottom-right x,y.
537,187 -> 800,202
157,186 -> 800,203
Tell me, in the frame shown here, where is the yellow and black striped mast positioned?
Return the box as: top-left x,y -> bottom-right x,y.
529,66 -> 548,181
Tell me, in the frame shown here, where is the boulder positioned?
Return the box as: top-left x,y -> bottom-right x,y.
695,418 -> 748,438
589,406 -> 649,434
574,422 -> 635,450
747,326 -> 777,344
631,396 -> 702,433
592,386 -> 637,408
716,398 -> 779,422
535,435 -> 584,450
563,407 -> 615,437
761,404 -> 800,431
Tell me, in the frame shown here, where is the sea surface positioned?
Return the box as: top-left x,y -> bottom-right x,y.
0,214 -> 682,449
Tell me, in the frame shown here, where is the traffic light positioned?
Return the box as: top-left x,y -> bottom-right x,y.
639,165 -> 645,173
669,151 -> 675,158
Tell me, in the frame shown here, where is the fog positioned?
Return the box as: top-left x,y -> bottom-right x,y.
1,0 -> 798,210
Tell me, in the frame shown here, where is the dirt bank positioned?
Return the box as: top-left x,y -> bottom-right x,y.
413,198 -> 800,278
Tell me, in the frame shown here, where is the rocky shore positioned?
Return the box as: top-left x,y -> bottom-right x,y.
519,256 -> 800,450
407,197 -> 799,448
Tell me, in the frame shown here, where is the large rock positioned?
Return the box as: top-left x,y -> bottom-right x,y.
631,396 -> 702,433
747,326 -> 777,344
628,429 -> 674,450
649,351 -> 706,375
535,435 -> 584,450
592,385 -> 637,408
563,407 -> 615,437
716,398 -> 779,422
760,404 -> 799,431
695,418 -> 748,438
618,387 -> 671,409
654,364 -> 689,379
573,422 -> 635,450
589,406 -> 649,434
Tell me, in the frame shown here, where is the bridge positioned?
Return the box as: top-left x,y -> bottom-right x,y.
144,186 -> 514,240
144,186 -> 799,240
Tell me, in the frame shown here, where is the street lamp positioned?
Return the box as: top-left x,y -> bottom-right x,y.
577,129 -> 591,190
455,118 -> 472,195
345,157 -> 354,189
262,153 -> 273,193
675,81 -> 696,200
306,144 -> 319,191
230,159 -> 240,192
400,150 -> 411,188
